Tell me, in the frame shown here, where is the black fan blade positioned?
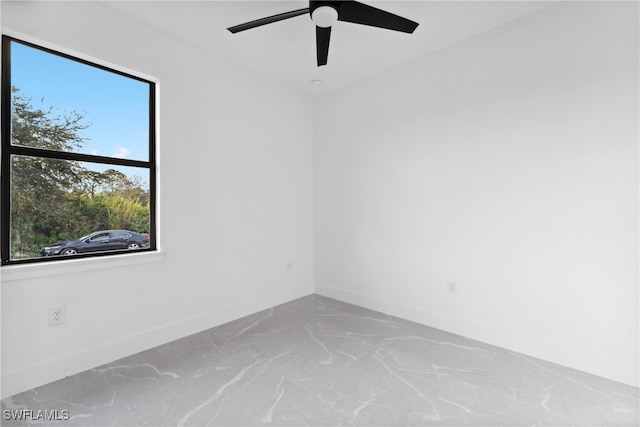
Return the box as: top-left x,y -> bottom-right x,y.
316,26 -> 331,66
338,1 -> 418,33
228,8 -> 309,33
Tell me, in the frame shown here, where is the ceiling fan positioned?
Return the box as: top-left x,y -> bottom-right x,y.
227,1 -> 419,67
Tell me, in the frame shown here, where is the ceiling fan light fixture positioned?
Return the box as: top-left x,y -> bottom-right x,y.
311,5 -> 338,28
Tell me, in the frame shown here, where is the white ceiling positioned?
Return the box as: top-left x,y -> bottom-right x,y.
102,1 -> 557,98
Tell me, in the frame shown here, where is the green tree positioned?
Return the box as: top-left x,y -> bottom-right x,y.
97,170 -> 149,233
10,88 -> 88,256
76,170 -> 106,198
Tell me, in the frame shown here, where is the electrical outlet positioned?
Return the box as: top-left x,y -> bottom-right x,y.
446,281 -> 458,295
48,306 -> 66,326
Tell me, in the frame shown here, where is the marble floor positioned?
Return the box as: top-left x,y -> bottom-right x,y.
2,295 -> 639,426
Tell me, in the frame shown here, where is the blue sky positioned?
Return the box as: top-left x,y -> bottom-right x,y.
11,41 -> 151,185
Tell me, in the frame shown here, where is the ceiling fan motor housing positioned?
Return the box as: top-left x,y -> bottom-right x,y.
310,1 -> 342,27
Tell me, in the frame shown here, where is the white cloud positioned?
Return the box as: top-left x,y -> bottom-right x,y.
112,146 -> 131,159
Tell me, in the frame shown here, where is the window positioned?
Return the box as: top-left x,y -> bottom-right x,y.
1,36 -> 156,265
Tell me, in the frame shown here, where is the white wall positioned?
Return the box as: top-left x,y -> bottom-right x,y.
1,1 -> 314,398
314,1 -> 639,387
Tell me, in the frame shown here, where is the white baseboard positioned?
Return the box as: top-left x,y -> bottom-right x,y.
1,285 -> 313,399
315,283 -> 639,388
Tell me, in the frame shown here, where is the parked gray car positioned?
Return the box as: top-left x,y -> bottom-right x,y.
41,230 -> 149,256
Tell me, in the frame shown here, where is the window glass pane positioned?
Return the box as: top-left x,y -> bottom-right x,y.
10,155 -> 150,261
10,41 -> 150,161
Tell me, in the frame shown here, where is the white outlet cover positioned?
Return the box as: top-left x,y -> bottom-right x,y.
446,281 -> 458,295
48,306 -> 66,326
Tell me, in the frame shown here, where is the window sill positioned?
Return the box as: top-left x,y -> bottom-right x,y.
1,251 -> 165,283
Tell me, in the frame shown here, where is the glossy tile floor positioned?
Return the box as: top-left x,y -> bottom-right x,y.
2,295 -> 639,426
